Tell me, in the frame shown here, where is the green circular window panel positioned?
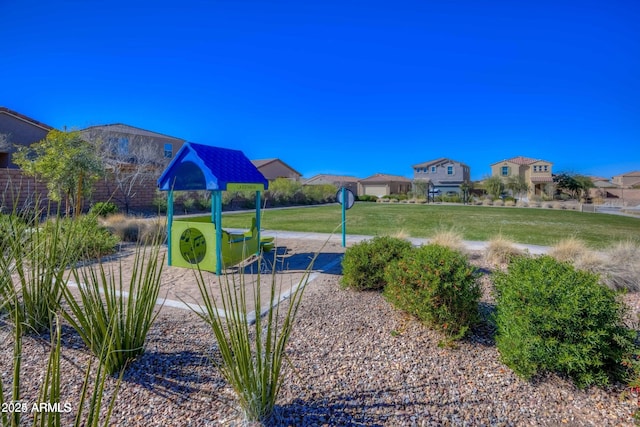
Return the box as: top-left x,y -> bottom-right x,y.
179,228 -> 207,264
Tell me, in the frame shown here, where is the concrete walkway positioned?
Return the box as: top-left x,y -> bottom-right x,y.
259,230 -> 550,255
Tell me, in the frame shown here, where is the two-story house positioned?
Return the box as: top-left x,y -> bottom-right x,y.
81,123 -> 185,167
490,156 -> 554,197
412,158 -> 471,196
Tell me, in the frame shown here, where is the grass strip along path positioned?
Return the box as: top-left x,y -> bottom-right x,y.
221,203 -> 640,248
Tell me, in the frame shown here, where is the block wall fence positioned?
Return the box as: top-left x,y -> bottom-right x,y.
1,168 -> 158,213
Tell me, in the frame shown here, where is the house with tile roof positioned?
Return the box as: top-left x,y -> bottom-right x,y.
490,156 -> 554,197
612,171 -> 640,188
358,173 -> 411,198
304,174 -> 360,195
412,158 -> 471,195
251,158 -> 302,181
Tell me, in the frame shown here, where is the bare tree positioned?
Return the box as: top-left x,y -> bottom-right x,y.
82,128 -> 169,214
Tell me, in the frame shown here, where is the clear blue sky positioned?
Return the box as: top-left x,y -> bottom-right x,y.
2,0 -> 638,181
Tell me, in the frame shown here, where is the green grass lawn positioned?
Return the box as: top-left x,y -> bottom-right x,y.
221,203 -> 640,248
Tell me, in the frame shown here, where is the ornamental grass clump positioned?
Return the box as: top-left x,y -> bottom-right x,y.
383,244 -> 481,341
190,249 -> 316,423
493,255 -> 637,388
62,242 -> 164,375
341,236 -> 413,291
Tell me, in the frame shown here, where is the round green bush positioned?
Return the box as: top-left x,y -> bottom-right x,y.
494,255 -> 637,388
89,201 -> 119,217
383,244 -> 481,339
340,236 -> 413,291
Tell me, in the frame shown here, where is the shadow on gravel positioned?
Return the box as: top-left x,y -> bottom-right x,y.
122,349 -> 221,401
267,385 -> 487,426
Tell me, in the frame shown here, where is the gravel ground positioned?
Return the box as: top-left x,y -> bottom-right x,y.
1,254 -> 638,426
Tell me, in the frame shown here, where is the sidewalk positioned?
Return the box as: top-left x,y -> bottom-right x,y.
258,230 -> 550,255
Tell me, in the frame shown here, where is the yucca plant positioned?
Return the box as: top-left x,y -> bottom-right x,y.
62,241 -> 165,375
4,202 -> 80,335
190,248 -> 316,422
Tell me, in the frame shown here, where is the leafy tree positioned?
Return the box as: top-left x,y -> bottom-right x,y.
484,175 -> 504,199
505,175 -> 530,200
13,130 -> 103,215
459,181 -> 473,204
554,173 -> 593,200
412,179 -> 429,199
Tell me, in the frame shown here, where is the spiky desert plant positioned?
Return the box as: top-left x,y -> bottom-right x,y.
189,248 -> 317,422
62,242 -> 165,374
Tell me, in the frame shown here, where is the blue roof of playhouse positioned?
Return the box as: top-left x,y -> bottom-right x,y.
157,142 -> 269,191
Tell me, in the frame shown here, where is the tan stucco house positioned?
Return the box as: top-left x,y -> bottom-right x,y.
612,171 -> 640,188
358,173 -> 411,197
491,156 -> 554,196
251,158 -> 301,181
304,174 -> 360,195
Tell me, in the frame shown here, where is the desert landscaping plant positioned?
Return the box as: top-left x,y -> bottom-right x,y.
484,235 -> 524,267
62,242 -> 165,375
494,255 -> 637,388
384,244 -> 481,341
341,236 -> 413,291
429,227 -> 465,252
189,249 -> 317,422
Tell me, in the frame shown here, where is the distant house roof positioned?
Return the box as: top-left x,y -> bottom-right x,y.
360,173 -> 411,183
412,158 -> 469,168
614,170 -> 640,177
0,107 -> 53,131
251,158 -> 302,177
491,156 -> 551,166
158,142 -> 268,191
304,174 -> 360,185
82,123 -> 184,142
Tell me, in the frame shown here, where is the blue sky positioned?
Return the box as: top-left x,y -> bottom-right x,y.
2,0 -> 638,181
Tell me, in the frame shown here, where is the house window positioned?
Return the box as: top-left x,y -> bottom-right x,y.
501,166 -> 509,176
118,138 -> 129,156
164,143 -> 173,158
544,165 -> 548,172
431,166 -> 437,173
447,166 -> 454,175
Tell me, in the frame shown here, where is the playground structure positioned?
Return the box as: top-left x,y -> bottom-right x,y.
157,142 -> 274,275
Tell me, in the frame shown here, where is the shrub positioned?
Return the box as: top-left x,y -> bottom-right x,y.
48,215 -> 119,263
182,196 -> 196,213
357,195 -> 378,202
384,244 -> 481,340
482,199 -> 493,206
493,199 -> 504,207
89,201 -> 119,217
493,255 -> 637,388
152,190 -> 168,214
504,200 -> 515,207
341,236 -> 413,291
